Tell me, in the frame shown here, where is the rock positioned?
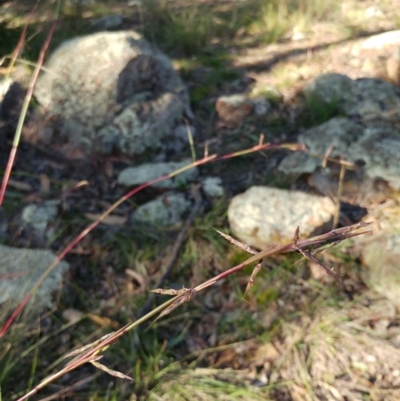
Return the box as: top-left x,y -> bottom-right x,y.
92,15 -> 124,30
252,96 -> 271,116
277,151 -> 319,175
304,74 -> 400,119
304,73 -> 352,106
0,245 -> 69,309
34,30 -> 192,157
350,121 -> 400,190
360,232 -> 400,307
385,47 -> 400,85
202,177 -> 224,198
351,195 -> 400,305
227,186 -> 335,249
344,78 -> 400,119
361,30 -> 400,49
215,94 -> 254,126
0,206 -> 8,241
131,192 -> 191,226
166,124 -> 196,154
278,117 -> 364,175
278,116 -> 400,191
12,201 -> 60,246
118,159 -> 198,188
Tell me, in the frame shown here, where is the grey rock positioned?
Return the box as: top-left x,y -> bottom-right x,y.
278,148 -> 323,175
164,124 -> 196,153
0,207 -> 8,241
343,78 -> 400,119
131,192 -> 191,226
278,117 -> 364,174
118,159 -> 198,188
349,121 -> 400,189
34,31 -> 191,156
92,15 -> 124,30
304,73 -> 352,105
304,73 -> 400,120
202,177 -> 224,198
0,245 -> 69,309
252,96 -> 271,116
227,186 -> 335,249
18,200 -> 59,245
278,116 -> 400,191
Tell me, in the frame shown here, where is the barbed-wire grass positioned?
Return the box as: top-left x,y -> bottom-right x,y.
11,219 -> 371,400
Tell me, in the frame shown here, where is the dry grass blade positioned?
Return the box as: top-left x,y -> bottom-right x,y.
91,360 -> 133,381
64,333 -> 114,359
151,287 -> 195,324
244,262 -> 262,298
215,229 -> 257,254
150,287 -> 192,296
293,227 -> 342,282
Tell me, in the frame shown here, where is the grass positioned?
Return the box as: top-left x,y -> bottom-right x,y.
1,0 -> 399,399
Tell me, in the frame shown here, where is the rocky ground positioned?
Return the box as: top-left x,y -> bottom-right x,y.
1,1 -> 400,400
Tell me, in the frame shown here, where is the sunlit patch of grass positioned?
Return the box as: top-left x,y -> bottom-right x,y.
148,366 -> 271,401
142,0 -> 253,57
248,0 -> 345,44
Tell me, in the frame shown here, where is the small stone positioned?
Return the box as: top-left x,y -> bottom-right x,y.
131,192 -> 191,226
215,94 -> 254,126
118,159 -> 198,189
10,201 -> 60,247
202,177 -> 224,197
251,96 -> 271,116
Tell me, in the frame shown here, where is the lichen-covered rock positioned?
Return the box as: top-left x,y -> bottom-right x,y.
34,31 -> 192,156
279,116 -> 400,191
131,192 -> 191,226
304,73 -> 400,119
279,117 -> 364,176
304,73 -> 352,105
202,177 -> 224,197
0,245 -> 69,310
11,201 -> 60,247
227,186 -> 335,249
118,159 -> 198,189
343,78 -> 400,119
349,121 -> 400,190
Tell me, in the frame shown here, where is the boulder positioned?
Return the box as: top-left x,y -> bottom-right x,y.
227,186 -> 335,249
34,30 -> 192,157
